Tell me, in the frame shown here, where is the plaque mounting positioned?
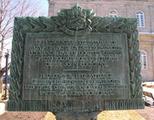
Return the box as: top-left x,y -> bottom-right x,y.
8,5 -> 144,112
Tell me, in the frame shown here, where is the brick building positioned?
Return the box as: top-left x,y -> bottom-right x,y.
48,0 -> 154,81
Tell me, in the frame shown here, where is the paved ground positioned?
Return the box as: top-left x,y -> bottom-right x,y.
0,112 -> 47,120
137,106 -> 154,120
0,107 -> 153,120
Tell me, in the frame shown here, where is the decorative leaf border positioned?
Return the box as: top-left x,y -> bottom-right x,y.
8,6 -> 144,111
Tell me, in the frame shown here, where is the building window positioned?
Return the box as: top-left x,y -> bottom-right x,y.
109,10 -> 118,17
140,51 -> 147,69
136,11 -> 145,27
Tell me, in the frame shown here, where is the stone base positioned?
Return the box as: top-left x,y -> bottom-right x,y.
56,112 -> 99,120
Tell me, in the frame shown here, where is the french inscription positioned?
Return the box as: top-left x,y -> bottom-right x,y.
23,32 -> 129,100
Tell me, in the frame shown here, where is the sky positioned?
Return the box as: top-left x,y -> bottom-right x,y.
36,0 -> 48,16
23,0 -> 49,16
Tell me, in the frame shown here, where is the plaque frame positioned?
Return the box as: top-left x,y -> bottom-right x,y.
8,5 -> 144,112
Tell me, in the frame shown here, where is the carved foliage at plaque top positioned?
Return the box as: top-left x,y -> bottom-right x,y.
13,18 -> 138,35
91,17 -> 137,33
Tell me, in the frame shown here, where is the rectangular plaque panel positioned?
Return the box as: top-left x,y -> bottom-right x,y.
7,8 -> 144,112
22,32 -> 129,100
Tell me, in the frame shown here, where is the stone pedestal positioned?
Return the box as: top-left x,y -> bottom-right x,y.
56,112 -> 99,120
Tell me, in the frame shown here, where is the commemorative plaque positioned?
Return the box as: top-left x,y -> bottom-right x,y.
8,6 -> 144,113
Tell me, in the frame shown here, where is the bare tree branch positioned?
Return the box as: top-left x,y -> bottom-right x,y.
0,0 -> 42,68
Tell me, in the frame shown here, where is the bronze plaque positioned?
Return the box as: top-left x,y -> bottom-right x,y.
8,6 -> 144,112
23,33 -> 129,100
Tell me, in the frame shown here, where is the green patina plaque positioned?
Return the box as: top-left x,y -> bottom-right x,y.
8,5 -> 144,112
22,33 -> 129,101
